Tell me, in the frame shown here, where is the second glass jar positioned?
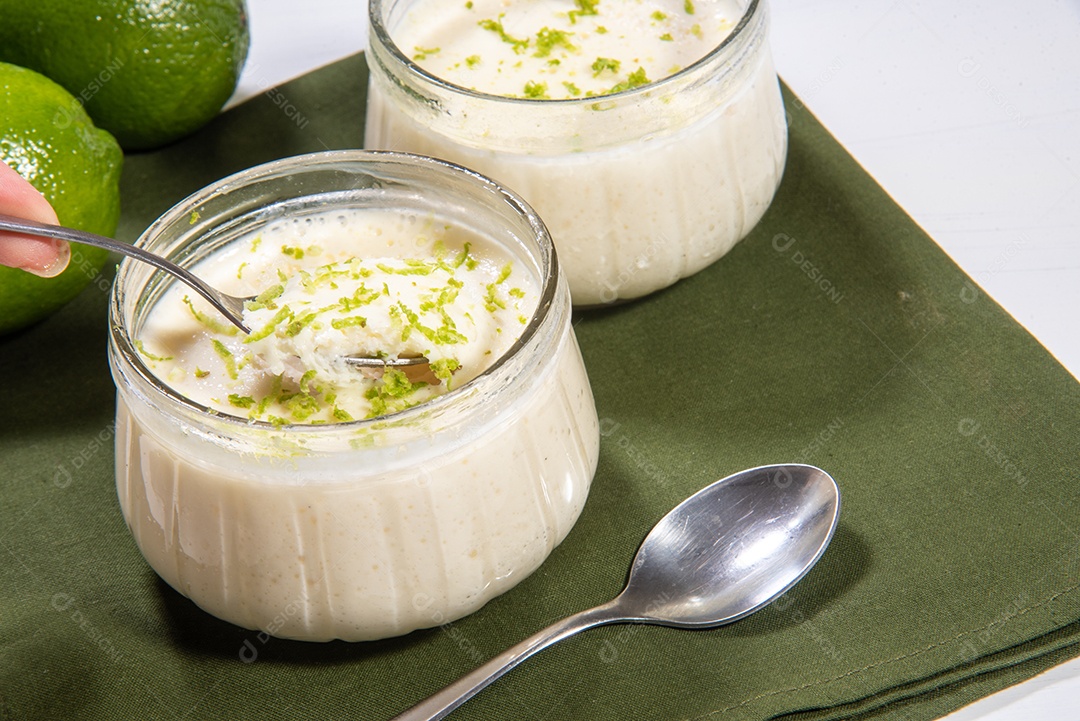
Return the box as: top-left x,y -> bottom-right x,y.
365,0 -> 788,306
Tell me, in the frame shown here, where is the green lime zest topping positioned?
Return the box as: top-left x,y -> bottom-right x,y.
430,358 -> 461,387
684,0 -> 696,14
651,10 -> 668,21
285,310 -> 320,337
394,302 -> 468,346
284,392 -> 320,421
478,16 -> 530,54
250,236 -> 262,252
523,81 -> 549,99
563,81 -> 582,96
195,367 -> 209,378
465,54 -> 481,68
245,306 -> 293,343
134,340 -> 173,362
331,315 -> 367,330
179,238 -> 529,424
465,0 -> 473,8
485,283 -> 506,312
419,278 -> 462,313
592,57 -> 621,76
534,27 -> 576,58
376,261 -> 434,276
596,25 -> 608,34
568,0 -> 599,24
252,371 -> 329,422
690,23 -> 703,38
212,340 -> 238,380
281,245 -> 305,259
435,322 -> 468,345
245,284 -> 284,312
339,284 -> 381,311
610,67 -> 652,94
413,46 -> 440,60
364,368 -> 427,418
183,296 -> 239,336
189,211 -> 200,225
236,262 -> 247,280
228,394 -> 255,409
383,368 -> 420,397
660,33 -> 673,41
453,243 -> 478,270
495,263 -> 512,285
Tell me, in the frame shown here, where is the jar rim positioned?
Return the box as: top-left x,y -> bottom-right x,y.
368,0 -> 761,105
109,149 -> 561,435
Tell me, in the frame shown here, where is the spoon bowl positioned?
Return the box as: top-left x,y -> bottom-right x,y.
393,463 -> 841,720
617,463 -> 839,628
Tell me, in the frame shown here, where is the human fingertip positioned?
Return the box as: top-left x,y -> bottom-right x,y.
0,236 -> 71,278
27,238 -> 71,278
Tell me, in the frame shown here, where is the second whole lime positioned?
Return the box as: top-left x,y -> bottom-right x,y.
0,0 -> 250,150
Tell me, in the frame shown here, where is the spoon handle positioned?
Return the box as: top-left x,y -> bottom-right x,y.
390,602 -> 625,721
0,213 -> 250,333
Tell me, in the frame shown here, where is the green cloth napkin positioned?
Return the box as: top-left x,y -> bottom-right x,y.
2,54 -> 1078,721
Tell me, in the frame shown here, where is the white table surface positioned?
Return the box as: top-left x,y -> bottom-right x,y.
232,1 -> 1080,718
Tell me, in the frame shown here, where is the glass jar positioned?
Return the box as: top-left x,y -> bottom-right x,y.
109,151 -> 599,642
365,0 -> 788,306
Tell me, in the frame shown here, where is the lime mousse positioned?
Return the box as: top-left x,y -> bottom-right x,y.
397,0 -> 736,100
366,0 -> 788,305
135,207 -> 537,424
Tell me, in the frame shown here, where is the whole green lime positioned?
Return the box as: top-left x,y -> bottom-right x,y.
0,0 -> 249,150
0,62 -> 123,335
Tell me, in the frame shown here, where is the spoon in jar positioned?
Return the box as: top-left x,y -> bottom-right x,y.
0,213 -> 427,368
392,463 -> 841,721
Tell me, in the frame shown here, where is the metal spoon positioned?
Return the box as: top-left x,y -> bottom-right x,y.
0,213 -> 426,368
392,463 -> 841,721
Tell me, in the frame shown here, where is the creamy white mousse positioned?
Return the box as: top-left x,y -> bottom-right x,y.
114,202 -> 599,642
366,0 -> 788,305
397,0 -> 735,100
136,208 -> 537,424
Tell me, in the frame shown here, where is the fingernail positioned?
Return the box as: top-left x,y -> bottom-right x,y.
23,239 -> 71,278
